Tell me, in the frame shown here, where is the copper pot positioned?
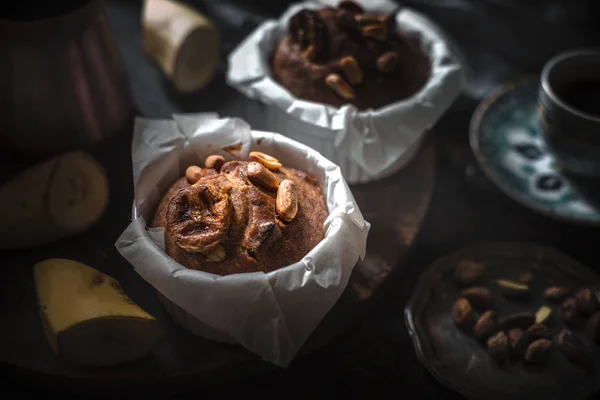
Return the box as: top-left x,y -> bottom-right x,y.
0,0 -> 133,158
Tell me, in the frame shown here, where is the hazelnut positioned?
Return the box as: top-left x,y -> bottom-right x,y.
452,298 -> 473,328
461,286 -> 493,310
474,310 -> 498,340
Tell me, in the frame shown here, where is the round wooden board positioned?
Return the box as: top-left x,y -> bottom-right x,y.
0,0 -> 434,393
0,128 -> 434,395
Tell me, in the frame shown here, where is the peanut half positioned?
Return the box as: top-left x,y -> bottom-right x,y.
362,24 -> 386,41
340,56 -> 363,85
325,73 -> 355,100
276,179 -> 298,223
247,162 -> 279,191
376,51 -> 399,72
249,151 -> 282,170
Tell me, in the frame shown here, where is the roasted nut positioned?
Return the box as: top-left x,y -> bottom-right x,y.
454,260 -> 485,285
204,244 -> 226,262
508,328 -> 523,350
452,298 -> 473,328
558,328 -> 593,371
247,162 -> 279,191
575,288 -> 600,315
338,0 -> 364,13
559,297 -> 578,324
186,165 -> 208,184
544,286 -> 571,302
249,151 -> 282,170
586,311 -> 600,344
535,305 -> 553,325
497,279 -> 531,299
498,312 -> 535,331
276,180 -> 298,223
205,155 -> 225,171
474,310 -> 498,340
362,24 -> 387,41
376,51 -> 399,72
355,15 -> 382,27
526,323 -> 551,338
514,324 -> 551,357
325,73 -> 355,100
518,272 -> 534,285
461,287 -> 493,310
166,183 -> 231,252
340,56 -> 363,85
487,331 -> 508,361
524,338 -> 552,363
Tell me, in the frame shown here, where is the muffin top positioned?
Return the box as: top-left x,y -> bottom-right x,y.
271,0 -> 431,110
151,152 -> 328,275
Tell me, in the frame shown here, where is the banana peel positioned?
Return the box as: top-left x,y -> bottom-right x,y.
0,151 -> 109,249
34,259 -> 164,367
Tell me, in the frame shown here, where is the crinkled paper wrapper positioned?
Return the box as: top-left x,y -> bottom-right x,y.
115,113 -> 370,367
226,0 -> 464,183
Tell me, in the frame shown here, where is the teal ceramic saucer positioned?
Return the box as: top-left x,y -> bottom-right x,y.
470,78 -> 600,225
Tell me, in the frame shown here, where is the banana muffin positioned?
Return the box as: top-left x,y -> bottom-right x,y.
151,152 -> 328,275
271,0 -> 431,110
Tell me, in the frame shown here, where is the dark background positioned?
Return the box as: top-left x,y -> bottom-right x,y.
1,0 -> 599,398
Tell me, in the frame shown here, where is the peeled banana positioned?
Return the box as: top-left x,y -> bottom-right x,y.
34,259 -> 164,367
0,151 -> 109,249
142,0 -> 220,92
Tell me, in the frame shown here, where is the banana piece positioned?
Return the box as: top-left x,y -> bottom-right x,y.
142,0 -> 220,93
0,151 -> 108,249
34,259 -> 164,367
47,152 -> 109,232
0,157 -> 61,249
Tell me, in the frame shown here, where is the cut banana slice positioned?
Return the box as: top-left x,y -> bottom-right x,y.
142,0 -> 220,93
47,151 -> 109,232
0,151 -> 109,250
0,157 -> 60,249
34,259 -> 164,367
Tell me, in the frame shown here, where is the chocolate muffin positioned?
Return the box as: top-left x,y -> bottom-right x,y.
271,0 -> 431,110
151,152 -> 328,276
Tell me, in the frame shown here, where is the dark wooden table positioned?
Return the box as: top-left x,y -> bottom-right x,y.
1,0 -> 598,398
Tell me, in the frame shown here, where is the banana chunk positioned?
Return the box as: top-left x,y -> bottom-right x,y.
34,259 -> 164,367
142,0 -> 220,93
47,152 -> 109,232
0,151 -> 109,249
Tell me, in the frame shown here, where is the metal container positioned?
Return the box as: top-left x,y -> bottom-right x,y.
0,0 -> 133,158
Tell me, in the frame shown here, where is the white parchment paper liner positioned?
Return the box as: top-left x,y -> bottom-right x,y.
115,113 -> 370,367
226,0 -> 464,183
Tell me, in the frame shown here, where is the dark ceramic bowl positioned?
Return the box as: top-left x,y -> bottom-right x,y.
405,242 -> 600,400
538,49 -> 600,207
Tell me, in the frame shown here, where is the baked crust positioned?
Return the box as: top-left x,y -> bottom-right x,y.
271,1 -> 431,110
151,160 -> 328,275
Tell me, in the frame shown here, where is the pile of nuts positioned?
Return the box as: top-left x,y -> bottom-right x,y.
452,259 -> 600,370
174,151 -> 299,262
185,151 -> 298,225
